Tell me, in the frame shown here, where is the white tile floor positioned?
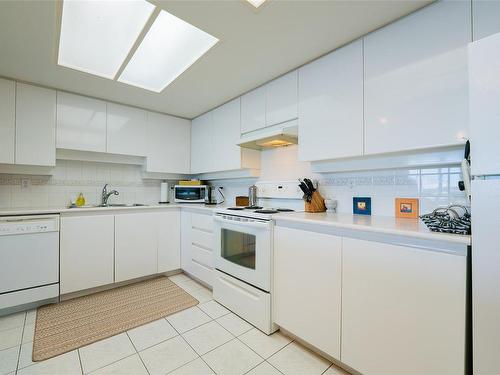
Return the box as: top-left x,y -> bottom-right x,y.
0,274 -> 350,375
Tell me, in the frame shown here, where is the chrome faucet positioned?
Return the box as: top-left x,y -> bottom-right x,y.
101,184 -> 119,206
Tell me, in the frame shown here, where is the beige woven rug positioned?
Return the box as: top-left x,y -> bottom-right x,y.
33,276 -> 198,361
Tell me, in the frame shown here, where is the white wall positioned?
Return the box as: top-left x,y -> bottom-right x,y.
209,145 -> 468,217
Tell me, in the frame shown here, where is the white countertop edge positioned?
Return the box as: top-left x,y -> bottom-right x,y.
0,203 -> 221,216
273,214 -> 471,246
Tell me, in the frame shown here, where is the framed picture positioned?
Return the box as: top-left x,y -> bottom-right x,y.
395,198 -> 419,218
353,197 -> 371,215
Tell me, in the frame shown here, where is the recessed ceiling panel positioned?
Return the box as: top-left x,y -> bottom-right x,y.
118,10 -> 219,92
58,0 -> 155,79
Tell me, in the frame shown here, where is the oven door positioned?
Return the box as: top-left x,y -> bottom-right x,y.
214,214 -> 271,292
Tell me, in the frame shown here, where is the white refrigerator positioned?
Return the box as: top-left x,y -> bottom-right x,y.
469,31 -> 500,374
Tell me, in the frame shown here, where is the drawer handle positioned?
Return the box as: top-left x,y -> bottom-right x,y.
219,275 -> 260,300
192,242 -> 212,252
192,258 -> 212,271
192,226 -> 213,234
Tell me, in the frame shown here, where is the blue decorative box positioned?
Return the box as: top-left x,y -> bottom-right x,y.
353,197 -> 372,215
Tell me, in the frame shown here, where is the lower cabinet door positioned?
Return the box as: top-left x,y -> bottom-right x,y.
60,215 -> 114,294
273,226 -> 342,359
115,212 -> 158,282
341,237 -> 466,375
157,210 -> 181,273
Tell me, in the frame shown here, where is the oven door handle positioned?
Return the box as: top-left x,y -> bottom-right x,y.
213,216 -> 270,229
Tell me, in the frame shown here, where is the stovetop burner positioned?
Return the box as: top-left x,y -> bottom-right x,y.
276,208 -> 295,212
245,206 -> 263,209
227,207 -> 245,210
254,209 -> 279,214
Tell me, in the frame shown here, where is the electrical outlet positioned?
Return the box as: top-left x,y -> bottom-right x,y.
21,178 -> 30,190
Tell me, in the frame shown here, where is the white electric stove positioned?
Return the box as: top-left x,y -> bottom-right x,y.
212,182 -> 303,334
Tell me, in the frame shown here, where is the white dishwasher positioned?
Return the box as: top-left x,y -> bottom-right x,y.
0,215 -> 60,313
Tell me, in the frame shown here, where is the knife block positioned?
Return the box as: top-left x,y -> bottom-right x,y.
305,191 -> 326,213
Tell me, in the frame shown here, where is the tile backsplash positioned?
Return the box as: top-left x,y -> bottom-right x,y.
211,166 -> 468,217
316,167 -> 468,216
0,160 -> 165,209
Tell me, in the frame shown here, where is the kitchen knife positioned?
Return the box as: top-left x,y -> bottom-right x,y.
304,178 -> 316,192
298,180 -> 312,202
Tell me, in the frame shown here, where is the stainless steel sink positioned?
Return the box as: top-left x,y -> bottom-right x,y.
69,203 -> 149,209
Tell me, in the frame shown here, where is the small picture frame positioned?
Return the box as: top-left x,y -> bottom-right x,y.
353,197 -> 371,215
395,198 -> 419,219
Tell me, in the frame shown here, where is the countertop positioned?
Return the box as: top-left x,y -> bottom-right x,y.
0,203 -> 224,216
0,205 -> 471,246
273,212 -> 471,246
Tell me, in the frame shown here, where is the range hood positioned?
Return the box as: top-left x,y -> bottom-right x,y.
238,120 -> 298,150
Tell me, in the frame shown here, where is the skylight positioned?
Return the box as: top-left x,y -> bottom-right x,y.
118,10 -> 219,92
58,0 -> 155,79
246,0 -> 267,8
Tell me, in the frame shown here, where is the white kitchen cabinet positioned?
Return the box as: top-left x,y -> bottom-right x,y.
60,215 -> 114,294
274,226 -> 342,359
107,103 -> 147,156
364,1 -> 470,155
146,112 -> 190,174
266,70 -> 297,126
473,0 -> 500,41
298,40 -> 363,161
15,83 -> 56,166
190,112 -> 213,174
469,32 -> 500,176
0,78 -> 15,164
211,98 -> 243,172
241,85 -> 266,134
157,210 -> 181,273
342,237 -> 466,375
181,211 -> 214,287
115,212 -> 158,282
56,92 -> 107,153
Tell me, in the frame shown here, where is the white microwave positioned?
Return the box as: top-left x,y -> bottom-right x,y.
174,185 -> 207,203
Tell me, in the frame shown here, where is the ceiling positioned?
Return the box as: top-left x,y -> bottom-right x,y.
0,0 -> 431,119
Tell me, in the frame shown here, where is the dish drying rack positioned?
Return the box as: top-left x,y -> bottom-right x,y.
420,204 -> 471,235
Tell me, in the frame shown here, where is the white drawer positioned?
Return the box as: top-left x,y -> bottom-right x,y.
190,258 -> 213,287
191,243 -> 213,268
191,213 -> 213,233
191,227 -> 213,249
213,270 -> 275,334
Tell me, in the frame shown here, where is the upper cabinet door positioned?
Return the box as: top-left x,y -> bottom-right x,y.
211,98 -> 242,172
191,112 -> 213,173
473,0 -> 500,41
241,86 -> 266,134
266,70 -> 298,126
364,1 -> 470,155
56,92 -> 107,153
146,112 -> 190,174
107,103 -> 147,156
15,83 -> 56,166
298,40 -> 363,162
0,78 -> 15,164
